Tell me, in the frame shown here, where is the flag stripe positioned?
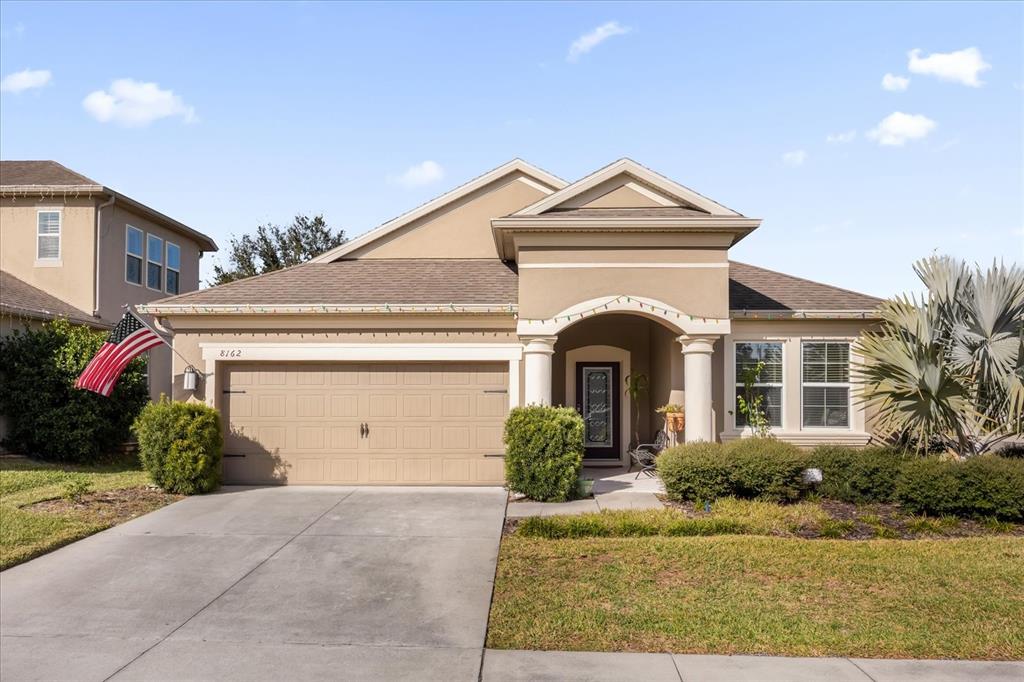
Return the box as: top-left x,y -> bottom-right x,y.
74,310 -> 165,396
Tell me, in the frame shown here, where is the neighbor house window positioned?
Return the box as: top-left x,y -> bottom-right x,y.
165,242 -> 180,294
36,210 -> 61,260
734,342 -> 783,428
126,226 -> 143,285
147,234 -> 164,290
802,341 -> 851,428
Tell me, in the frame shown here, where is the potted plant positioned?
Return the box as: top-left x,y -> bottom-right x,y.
656,403 -> 685,433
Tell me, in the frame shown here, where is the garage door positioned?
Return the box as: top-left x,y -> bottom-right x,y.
221,362 -> 509,485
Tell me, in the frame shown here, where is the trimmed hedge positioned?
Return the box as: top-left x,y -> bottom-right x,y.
504,405 -> 584,502
657,438 -> 807,503
0,319 -> 149,462
812,445 -> 909,503
896,456 -> 1024,521
133,398 -> 223,495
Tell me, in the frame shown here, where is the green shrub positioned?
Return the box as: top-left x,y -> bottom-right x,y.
812,445 -> 909,503
515,509 -> 749,539
656,441 -> 730,503
658,438 -> 808,503
0,319 -> 149,462
60,474 -> 92,502
723,438 -> 809,503
133,398 -> 223,495
503,405 -> 584,502
896,456 -> 1024,521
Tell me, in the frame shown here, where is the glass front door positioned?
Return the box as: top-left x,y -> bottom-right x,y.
575,362 -> 621,460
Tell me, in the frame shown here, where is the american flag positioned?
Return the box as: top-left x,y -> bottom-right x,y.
75,310 -> 165,397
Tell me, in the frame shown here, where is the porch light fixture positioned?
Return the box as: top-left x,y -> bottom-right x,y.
183,366 -> 200,392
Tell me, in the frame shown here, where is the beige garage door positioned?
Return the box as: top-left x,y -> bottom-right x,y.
221,362 -> 509,485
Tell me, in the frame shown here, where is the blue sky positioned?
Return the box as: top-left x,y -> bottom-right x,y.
2,1 -> 1021,297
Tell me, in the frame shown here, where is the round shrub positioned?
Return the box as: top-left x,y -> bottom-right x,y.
812,445 -> 909,503
133,398 -> 223,495
723,438 -> 809,503
656,441 -> 729,503
0,319 -> 148,462
504,406 -> 584,502
896,456 -> 1024,521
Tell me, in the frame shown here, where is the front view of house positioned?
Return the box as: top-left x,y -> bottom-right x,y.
141,159 -> 880,485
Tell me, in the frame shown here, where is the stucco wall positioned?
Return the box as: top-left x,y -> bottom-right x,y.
0,198 -> 97,315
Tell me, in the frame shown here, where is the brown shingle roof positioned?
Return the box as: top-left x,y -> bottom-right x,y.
0,161 -> 101,187
729,261 -> 881,312
152,259 -> 520,306
145,258 -> 879,315
0,270 -> 109,327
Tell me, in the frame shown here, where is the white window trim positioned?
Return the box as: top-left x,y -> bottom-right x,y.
146,234 -> 164,291
165,241 -> 180,294
730,339 -> 785,432
35,208 -> 62,264
125,225 -> 144,287
800,340 -> 853,431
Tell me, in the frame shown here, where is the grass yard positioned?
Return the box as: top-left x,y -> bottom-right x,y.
0,456 -> 178,570
488,531 -> 1024,660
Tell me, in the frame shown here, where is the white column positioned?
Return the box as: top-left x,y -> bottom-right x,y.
678,335 -> 717,442
521,336 -> 556,406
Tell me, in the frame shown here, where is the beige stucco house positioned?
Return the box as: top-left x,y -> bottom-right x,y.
141,159 -> 881,486
0,160 -> 218,401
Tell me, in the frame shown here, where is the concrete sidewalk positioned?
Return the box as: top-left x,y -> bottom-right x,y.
482,650 -> 1024,681
506,465 -> 666,518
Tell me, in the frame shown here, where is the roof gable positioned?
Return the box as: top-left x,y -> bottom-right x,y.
513,158 -> 740,217
311,159 -> 566,263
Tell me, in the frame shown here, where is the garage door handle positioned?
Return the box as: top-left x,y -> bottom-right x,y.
483,389 -> 508,394
360,423 -> 368,438
222,389 -> 246,394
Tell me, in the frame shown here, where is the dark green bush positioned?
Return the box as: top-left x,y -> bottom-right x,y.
656,441 -> 730,503
133,398 -> 223,495
812,445 -> 909,503
658,438 -> 808,503
896,456 -> 1024,521
504,406 -> 583,502
723,438 -> 809,503
0,319 -> 149,462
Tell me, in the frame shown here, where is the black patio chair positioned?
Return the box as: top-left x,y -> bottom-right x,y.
628,430 -> 669,479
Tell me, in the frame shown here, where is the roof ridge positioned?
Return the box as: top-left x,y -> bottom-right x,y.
729,260 -> 882,302
0,159 -> 100,186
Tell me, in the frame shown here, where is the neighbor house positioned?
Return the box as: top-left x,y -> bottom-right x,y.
0,160 -> 218,401
140,159 -> 880,486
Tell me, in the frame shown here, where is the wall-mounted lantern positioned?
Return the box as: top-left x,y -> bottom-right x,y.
183,366 -> 200,392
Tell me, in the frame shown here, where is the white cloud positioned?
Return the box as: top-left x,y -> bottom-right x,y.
907,47 -> 991,87
867,112 -> 937,146
567,21 -> 631,62
826,130 -> 857,144
881,73 -> 910,92
0,68 -> 51,93
82,78 -> 196,127
390,160 -> 445,188
781,150 -> 807,167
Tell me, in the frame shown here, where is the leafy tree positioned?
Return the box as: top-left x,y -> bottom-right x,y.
856,256 -> 1024,456
0,319 -> 149,462
211,214 -> 346,285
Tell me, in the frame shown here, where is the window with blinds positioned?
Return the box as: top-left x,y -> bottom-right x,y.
734,342 -> 783,428
36,211 -> 61,260
802,341 -> 851,428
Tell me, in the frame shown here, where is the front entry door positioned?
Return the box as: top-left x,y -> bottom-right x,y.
575,362 -> 621,460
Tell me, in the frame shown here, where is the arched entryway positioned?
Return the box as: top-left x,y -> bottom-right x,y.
518,295 -> 730,449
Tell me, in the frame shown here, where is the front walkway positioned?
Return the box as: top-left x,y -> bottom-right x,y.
505,465 -> 665,517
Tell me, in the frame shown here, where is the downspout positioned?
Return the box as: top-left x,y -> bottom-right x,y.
93,195 -> 116,317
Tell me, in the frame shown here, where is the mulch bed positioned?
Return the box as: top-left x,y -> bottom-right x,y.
29,488 -> 182,524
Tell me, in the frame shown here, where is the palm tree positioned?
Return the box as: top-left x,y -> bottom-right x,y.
855,256 -> 1024,456
624,373 -> 649,449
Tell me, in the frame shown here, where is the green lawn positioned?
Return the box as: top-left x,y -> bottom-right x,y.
0,457 -> 167,570
488,534 -> 1024,660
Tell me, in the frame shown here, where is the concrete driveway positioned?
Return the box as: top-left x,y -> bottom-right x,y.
0,486 -> 507,682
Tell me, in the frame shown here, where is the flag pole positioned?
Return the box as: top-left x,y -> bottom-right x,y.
124,304 -> 201,373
